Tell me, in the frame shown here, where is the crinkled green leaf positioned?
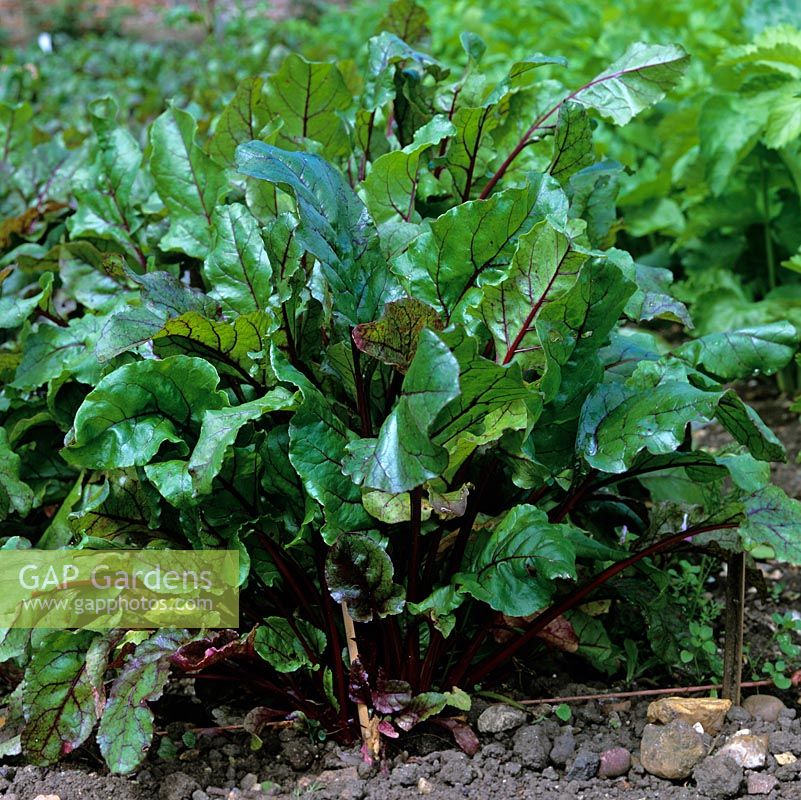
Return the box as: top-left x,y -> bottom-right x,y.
352,297 -> 443,373
578,380 -> 785,474
549,101 -> 594,184
97,629 -> 194,774
209,77 -> 271,168
266,53 -> 351,158
272,350 -> 373,536
64,356 -> 228,469
362,489 -> 433,524
325,533 -> 405,622
68,97 -> 148,260
22,631 -> 108,765
740,485 -> 801,563
474,219 -> 587,369
574,43 -> 690,126
444,104 -> 498,200
203,202 -> 274,315
393,175 -> 568,324
151,310 -> 273,383
674,322 -> 799,381
0,272 -> 54,330
362,115 -> 454,257
344,329 -> 459,493
378,0 -> 429,44
0,427 -> 34,521
457,504 -> 578,617
12,316 -> 104,390
254,617 -> 325,673
149,104 -> 226,258
189,387 -> 297,495
237,142 -> 400,326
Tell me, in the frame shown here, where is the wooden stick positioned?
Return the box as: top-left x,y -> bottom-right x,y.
340,600 -> 377,756
722,552 -> 746,705
519,676 -> 793,706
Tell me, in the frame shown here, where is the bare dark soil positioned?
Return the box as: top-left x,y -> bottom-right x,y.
1,383 -> 800,800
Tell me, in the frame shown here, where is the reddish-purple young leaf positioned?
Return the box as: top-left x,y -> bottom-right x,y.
371,671 -> 412,714
352,298 -> 443,373
433,717 -> 480,755
21,630 -> 111,765
170,629 -> 251,671
243,706 -> 287,736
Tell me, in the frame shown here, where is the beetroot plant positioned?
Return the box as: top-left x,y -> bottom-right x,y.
2,0 -> 801,772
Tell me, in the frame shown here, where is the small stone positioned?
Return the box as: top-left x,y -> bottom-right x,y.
717,731 -> 769,769
192,792 -> 209,800
239,774 -> 258,791
512,724 -> 551,770
391,764 -> 421,787
32,796 -> 60,800
225,790 -> 241,800
159,772 -> 201,800
549,728 -> 575,767
692,755 -> 743,799
775,751 -> 797,766
728,705 -> 752,724
438,751 -> 475,785
417,776 -> 433,795
647,696 -> 731,734
542,766 -> 559,780
206,789 -> 227,797
566,747 -> 599,781
598,747 -> 631,778
742,695 -> 787,723
640,720 -> 706,780
747,773 -> 779,795
477,703 -> 527,733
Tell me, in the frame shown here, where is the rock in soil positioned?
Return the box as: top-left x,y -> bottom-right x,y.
549,727 -> 576,767
743,694 -> 788,723
747,773 -> 781,794
692,754 -> 743,799
717,731 -> 769,769
159,772 -> 201,800
597,747 -> 632,778
512,723 -> 551,770
565,746 -> 599,780
477,703 -> 528,733
647,696 -> 731,734
640,720 -> 707,780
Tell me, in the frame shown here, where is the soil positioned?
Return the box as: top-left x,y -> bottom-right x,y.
1,381 -> 800,800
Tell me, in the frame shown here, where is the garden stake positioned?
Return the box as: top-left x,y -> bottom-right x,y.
722,551 -> 746,705
340,600 -> 379,758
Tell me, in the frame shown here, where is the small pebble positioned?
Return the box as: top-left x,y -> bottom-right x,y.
239,774 -> 259,792
747,773 -> 779,795
775,751 -> 797,766
417,776 -> 433,795
742,695 -> 787,723
598,747 -> 632,778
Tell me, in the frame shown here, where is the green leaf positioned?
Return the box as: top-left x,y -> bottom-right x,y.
266,54 -> 351,158
457,504 -> 578,617
209,77 -> 271,168
474,219 -> 587,369
272,350 -> 373,536
352,297 -> 443,373
362,115 -> 454,257
64,356 -> 228,469
325,533 -> 405,622
740,485 -> 801,563
362,490 -> 433,524
393,175 -> 567,324
254,617 -> 325,672
0,427 -> 34,521
189,387 -> 297,495
0,272 -> 54,330
574,43 -> 690,126
97,630 -> 194,774
578,380 -> 785,474
68,97 -> 148,261
444,104 -> 498,200
151,311 -> 273,383
674,323 -> 799,381
0,101 -> 33,163
237,142 -> 400,326
378,0 -> 429,44
344,329 -> 459,493
21,631 -> 108,765
549,101 -> 594,184
203,203 -> 275,315
12,316 -> 104,391
149,104 -> 226,258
